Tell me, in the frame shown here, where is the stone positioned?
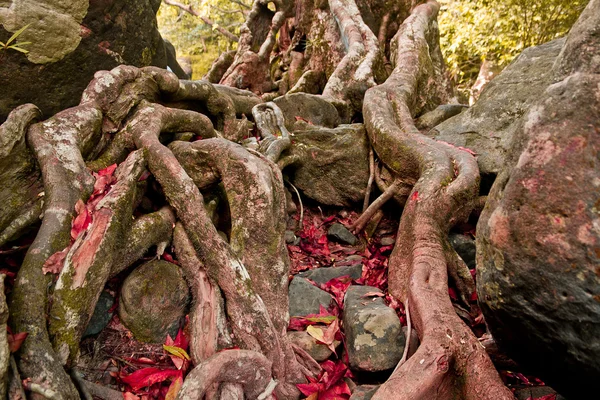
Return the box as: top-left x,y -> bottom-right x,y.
272,93 -> 341,132
0,0 -> 167,122
449,233 -> 476,269
513,386 -> 565,400
328,223 -> 358,245
83,291 -> 114,338
350,385 -> 379,400
281,124 -> 369,207
119,260 -> 190,343
429,38 -> 565,175
285,230 -> 297,244
288,277 -> 335,317
287,328 -> 339,362
298,264 -> 363,285
379,236 -> 395,246
343,286 -> 404,371
477,4 -> 600,398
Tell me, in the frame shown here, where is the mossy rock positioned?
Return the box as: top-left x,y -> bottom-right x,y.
119,260 -> 190,343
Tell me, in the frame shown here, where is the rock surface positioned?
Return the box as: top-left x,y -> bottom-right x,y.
343,286 -> 403,372
119,260 -> 190,343
449,233 -> 476,269
273,93 -> 341,132
328,223 -> 358,245
0,0 -> 167,121
83,291 -> 114,338
477,2 -> 600,398
298,264 -> 363,285
281,124 -> 370,206
288,277 -> 335,317
287,328 -> 338,362
350,385 -> 379,400
429,38 -> 564,175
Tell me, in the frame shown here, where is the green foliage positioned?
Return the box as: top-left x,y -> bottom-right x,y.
0,24 -> 32,56
157,0 -> 250,77
438,0 -> 589,91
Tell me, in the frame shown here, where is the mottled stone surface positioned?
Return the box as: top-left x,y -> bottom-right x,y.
449,233 -> 476,269
282,124 -> 369,206
119,260 -> 190,343
273,93 -> 341,132
298,264 -> 363,285
0,0 -> 167,121
429,38 -> 564,174
350,385 -> 379,400
328,223 -> 358,245
287,328 -> 338,361
288,277 -> 334,317
343,286 -> 403,371
477,2 -> 600,398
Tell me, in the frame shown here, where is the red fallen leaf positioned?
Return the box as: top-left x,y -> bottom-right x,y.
98,164 -> 117,176
162,252 -> 178,264
165,376 -> 183,400
470,291 -> 478,302
7,330 -> 27,353
120,367 -> 182,391
448,287 -> 458,301
42,247 -> 70,275
320,276 -> 352,308
123,393 -> 140,400
289,305 -> 337,331
457,145 -> 478,156
164,328 -> 190,370
71,199 -> 92,240
410,191 -> 419,202
298,360 -> 351,399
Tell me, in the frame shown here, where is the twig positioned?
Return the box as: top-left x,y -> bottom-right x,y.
394,297 -> 411,373
162,0 -> 239,42
286,180 -> 304,231
352,180 -> 400,232
363,147 -> 376,213
257,379 -> 278,400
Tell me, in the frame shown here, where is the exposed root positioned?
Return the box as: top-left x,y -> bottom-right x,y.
252,102 -> 292,162
362,2 -> 514,399
362,148 -> 376,213
351,180 -> 410,233
286,180 -> 304,231
176,350 -> 272,400
322,0 -> 384,112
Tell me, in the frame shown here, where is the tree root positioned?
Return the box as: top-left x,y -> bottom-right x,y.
49,150 -> 147,367
322,0 -> 385,112
362,2 -> 514,399
176,350 -> 273,400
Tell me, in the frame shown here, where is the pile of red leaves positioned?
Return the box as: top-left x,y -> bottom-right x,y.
117,328 -> 190,400
297,359 -> 352,400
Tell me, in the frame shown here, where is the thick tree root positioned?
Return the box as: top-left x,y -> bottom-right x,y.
322,0 -> 384,112
361,2 -> 514,399
49,150 -> 147,366
176,350 -> 273,400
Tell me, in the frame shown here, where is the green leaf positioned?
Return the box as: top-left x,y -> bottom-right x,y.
304,315 -> 337,324
7,46 -> 29,54
6,23 -> 31,46
163,345 -> 190,360
0,41 -> 5,47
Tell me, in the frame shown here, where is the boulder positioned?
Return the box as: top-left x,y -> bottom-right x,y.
477,3 -> 600,398
119,260 -> 190,343
298,264 -> 363,285
429,38 -> 564,175
349,385 -> 379,400
343,286 -> 404,372
288,277 -> 335,317
449,233 -> 476,269
0,0 -> 167,122
273,93 -> 341,132
281,124 -> 370,206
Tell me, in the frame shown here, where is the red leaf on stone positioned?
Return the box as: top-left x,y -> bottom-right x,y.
297,381 -> 320,397
71,199 -> 92,240
98,164 -> 117,176
288,305 -> 337,331
294,116 -> 313,124
42,247 -> 70,275
138,170 -> 151,182
120,367 -> 182,391
321,276 -> 352,308
7,330 -> 27,353
361,292 -> 385,298
410,191 -> 419,202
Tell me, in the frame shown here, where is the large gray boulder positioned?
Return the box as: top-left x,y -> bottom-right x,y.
280,124 -> 370,206
429,37 -> 564,175
0,0 -> 167,122
477,1 -> 600,398
343,286 -> 404,372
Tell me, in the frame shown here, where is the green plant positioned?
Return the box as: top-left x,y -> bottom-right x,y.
0,23 -> 32,55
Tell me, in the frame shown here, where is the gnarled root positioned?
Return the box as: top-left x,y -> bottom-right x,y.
363,2 -> 514,399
